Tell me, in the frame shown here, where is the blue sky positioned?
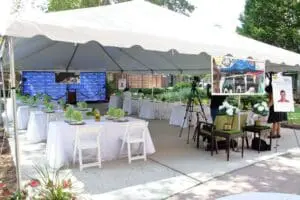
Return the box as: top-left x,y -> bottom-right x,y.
188,0 -> 246,32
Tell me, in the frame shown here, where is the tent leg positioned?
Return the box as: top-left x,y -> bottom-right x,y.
0,37 -> 9,135
8,37 -> 21,190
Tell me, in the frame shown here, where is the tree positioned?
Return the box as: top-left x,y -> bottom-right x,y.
11,0 -> 48,15
48,0 -> 195,16
237,0 -> 300,53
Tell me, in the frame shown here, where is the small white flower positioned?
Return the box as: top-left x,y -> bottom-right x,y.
223,101 -> 230,108
219,105 -> 224,110
258,106 -> 264,112
226,108 -> 233,116
254,103 -> 259,108
262,102 -> 267,107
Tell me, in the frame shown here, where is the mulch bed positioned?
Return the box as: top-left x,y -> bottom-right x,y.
0,131 -> 17,199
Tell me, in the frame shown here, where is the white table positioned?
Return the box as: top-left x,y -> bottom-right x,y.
26,110 -> 64,143
17,106 -> 30,130
46,117 -> 156,169
169,104 -> 212,128
139,100 -> 156,119
26,111 -> 47,143
217,192 -> 300,200
109,95 -> 123,109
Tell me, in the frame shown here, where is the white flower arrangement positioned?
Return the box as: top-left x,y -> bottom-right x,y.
218,101 -> 240,116
253,101 -> 269,116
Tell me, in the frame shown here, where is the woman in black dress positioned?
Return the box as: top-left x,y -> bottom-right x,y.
266,85 -> 287,138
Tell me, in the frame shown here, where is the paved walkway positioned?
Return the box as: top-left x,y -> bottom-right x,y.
168,149 -> 300,200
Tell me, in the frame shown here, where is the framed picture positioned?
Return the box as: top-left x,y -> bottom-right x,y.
212,56 -> 265,95
118,79 -> 126,90
272,75 -> 294,112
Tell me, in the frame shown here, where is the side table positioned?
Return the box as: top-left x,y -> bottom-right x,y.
243,125 -> 272,153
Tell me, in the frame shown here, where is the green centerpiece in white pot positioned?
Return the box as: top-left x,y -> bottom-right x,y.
252,101 -> 269,126
218,101 -> 240,130
44,103 -> 54,113
64,106 -> 74,122
107,108 -> 126,121
28,96 -> 38,107
77,102 -> 88,111
71,110 -> 83,124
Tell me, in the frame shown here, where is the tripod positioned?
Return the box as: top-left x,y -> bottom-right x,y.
179,80 -> 207,144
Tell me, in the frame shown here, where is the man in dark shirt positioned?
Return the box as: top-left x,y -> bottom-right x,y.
207,84 -> 227,122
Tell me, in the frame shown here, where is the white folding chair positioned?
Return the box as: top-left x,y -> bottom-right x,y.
120,121 -> 148,164
73,125 -> 103,171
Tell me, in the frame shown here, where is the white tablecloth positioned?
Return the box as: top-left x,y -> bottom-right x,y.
46,117 -> 156,169
17,106 -> 30,130
26,111 -> 47,143
26,110 -> 64,143
109,95 -> 123,109
217,192 -> 300,200
169,104 -> 211,128
139,100 -> 156,119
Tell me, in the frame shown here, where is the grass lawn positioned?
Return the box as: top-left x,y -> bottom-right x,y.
288,106 -> 300,125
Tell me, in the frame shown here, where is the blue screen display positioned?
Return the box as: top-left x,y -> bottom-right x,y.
22,71 -> 106,101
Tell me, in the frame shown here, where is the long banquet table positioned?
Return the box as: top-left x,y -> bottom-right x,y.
46,117 -> 156,169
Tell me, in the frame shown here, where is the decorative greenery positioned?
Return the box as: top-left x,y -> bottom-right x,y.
45,103 -> 54,112
58,98 -> 66,106
253,101 -> 269,116
86,108 -> 100,117
107,108 -> 125,119
43,94 -> 51,104
28,96 -> 38,107
64,106 -> 74,120
77,102 -> 88,109
218,101 -> 240,116
71,111 -> 83,122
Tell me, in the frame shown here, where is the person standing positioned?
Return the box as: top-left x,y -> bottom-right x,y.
265,85 -> 287,138
207,84 -> 227,122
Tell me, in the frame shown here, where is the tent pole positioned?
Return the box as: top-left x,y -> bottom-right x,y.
8,37 -> 21,190
0,37 -> 9,135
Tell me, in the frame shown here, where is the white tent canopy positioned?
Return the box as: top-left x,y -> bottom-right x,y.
1,0 -> 300,73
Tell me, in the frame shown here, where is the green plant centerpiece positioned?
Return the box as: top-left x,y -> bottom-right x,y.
28,96 -> 38,107
218,101 -> 240,131
107,108 -> 125,120
71,110 -> 83,122
64,106 -> 74,122
77,102 -> 88,111
252,101 -> 269,126
43,94 -> 51,105
58,98 -> 66,110
44,103 -> 54,113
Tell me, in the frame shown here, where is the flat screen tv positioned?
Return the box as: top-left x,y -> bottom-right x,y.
55,72 -> 80,84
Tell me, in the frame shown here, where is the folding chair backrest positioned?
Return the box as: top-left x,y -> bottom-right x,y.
125,121 -> 148,140
75,125 -> 103,142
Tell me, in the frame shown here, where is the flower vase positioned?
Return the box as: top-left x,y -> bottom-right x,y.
255,117 -> 261,126
95,113 -> 100,122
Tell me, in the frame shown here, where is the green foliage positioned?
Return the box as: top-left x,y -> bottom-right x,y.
49,0 -> 195,16
45,103 -> 54,112
43,94 -> 51,105
241,95 -> 268,110
106,79 -> 118,98
173,82 -> 191,91
107,107 -> 125,118
28,96 -> 38,106
58,98 -> 66,106
238,0 -> 300,53
71,110 -> 83,121
77,102 -> 88,109
64,106 -> 74,119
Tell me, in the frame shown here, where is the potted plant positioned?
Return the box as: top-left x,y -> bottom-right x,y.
58,98 -> 66,110
28,96 -> 38,107
77,102 -> 88,111
252,101 -> 269,126
219,101 -> 240,130
44,103 -> 54,113
71,111 -> 83,123
43,94 -> 51,105
64,106 -> 74,122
